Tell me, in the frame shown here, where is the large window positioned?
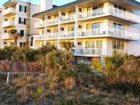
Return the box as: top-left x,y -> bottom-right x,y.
113,5 -> 126,15
112,40 -> 124,49
92,4 -> 103,16
85,40 -> 102,48
112,22 -> 125,36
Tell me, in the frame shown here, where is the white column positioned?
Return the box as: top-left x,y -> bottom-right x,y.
74,5 -> 78,47
57,11 -> 61,49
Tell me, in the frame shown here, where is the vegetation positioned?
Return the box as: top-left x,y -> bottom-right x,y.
0,44 -> 140,104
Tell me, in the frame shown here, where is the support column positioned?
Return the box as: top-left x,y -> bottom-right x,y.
57,11 -> 61,49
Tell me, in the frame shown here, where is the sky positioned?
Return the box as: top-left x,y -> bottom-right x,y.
0,0 -> 140,7
0,0 -> 76,7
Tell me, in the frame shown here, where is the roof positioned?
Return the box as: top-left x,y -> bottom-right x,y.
3,0 -> 40,7
32,0 -> 140,18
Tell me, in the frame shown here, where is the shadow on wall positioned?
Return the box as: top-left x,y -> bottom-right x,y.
0,60 -> 41,72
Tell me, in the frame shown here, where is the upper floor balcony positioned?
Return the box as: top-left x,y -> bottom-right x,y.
35,22 -> 45,29
59,31 -> 75,39
2,20 -> 16,28
2,8 -> 16,16
1,33 -> 12,40
74,48 -> 103,57
34,33 -> 58,41
46,18 -> 59,26
33,27 -> 139,41
77,6 -> 140,23
77,28 -> 139,40
60,14 -> 75,23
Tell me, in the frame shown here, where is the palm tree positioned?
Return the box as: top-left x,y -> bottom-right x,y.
9,29 -> 20,46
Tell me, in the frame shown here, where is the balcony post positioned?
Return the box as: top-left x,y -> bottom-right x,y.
57,11 -> 61,49
74,5 -> 78,47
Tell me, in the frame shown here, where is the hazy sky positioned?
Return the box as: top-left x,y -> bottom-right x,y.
0,0 -> 140,7
0,0 -> 76,6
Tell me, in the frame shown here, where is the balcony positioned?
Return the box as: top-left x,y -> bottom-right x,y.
47,33 -> 58,40
60,14 -> 75,23
34,33 -> 58,40
2,8 -> 16,16
59,31 -> 75,39
77,6 -> 140,23
2,20 -> 16,28
1,33 -> 12,40
46,18 -> 58,26
74,48 -> 103,57
35,22 -> 45,29
77,28 -> 139,40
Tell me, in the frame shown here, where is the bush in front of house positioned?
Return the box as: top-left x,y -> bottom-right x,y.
104,52 -> 140,96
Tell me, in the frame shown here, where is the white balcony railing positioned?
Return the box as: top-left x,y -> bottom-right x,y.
74,48 -> 103,56
77,28 -> 139,40
33,28 -> 139,41
46,18 -> 58,26
2,8 -> 16,16
2,20 -> 16,28
60,14 -> 75,23
47,33 -> 58,39
1,33 -> 11,40
77,6 -> 140,23
35,22 -> 45,29
60,31 -> 75,39
34,33 -> 58,40
109,7 -> 140,23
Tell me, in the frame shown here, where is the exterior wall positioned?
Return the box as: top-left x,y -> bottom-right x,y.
32,0 -> 140,57
127,10 -> 140,56
1,0 -> 40,48
40,0 -> 53,11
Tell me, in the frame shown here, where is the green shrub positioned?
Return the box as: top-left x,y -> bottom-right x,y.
105,53 -> 140,96
25,48 -> 39,62
38,44 -> 57,57
104,51 -> 125,75
39,49 -> 73,91
75,63 -> 92,74
0,46 -> 19,60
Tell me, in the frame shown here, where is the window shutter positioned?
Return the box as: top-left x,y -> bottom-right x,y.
19,5 -> 22,12
24,18 -> 26,25
24,6 -> 27,13
19,17 -> 21,24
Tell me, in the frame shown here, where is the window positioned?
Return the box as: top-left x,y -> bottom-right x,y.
20,30 -> 24,36
113,5 -> 126,15
92,4 -> 103,16
96,40 -> 102,48
112,40 -> 124,49
31,37 -> 33,46
4,42 -> 7,44
112,22 -> 125,36
19,5 -> 22,12
24,18 -> 26,25
19,17 -> 26,25
20,42 -> 25,47
19,5 -> 27,13
85,40 -> 102,48
24,6 -> 27,13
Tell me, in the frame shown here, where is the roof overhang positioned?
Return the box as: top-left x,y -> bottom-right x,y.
33,0 -> 140,18
3,0 -> 17,7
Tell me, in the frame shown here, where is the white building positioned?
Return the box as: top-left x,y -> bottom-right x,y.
31,0 -> 140,62
1,0 -> 40,47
